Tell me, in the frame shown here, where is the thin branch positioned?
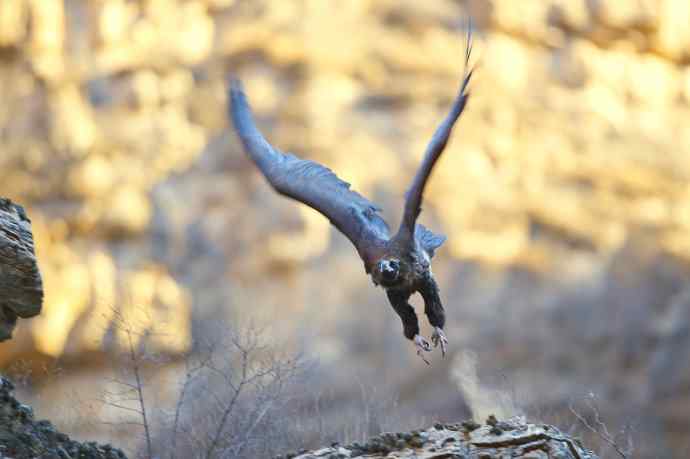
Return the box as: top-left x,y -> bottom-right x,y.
100,420 -> 146,427
231,400 -> 275,457
204,347 -> 250,459
569,396 -> 632,459
170,350 -> 214,459
126,326 -> 153,459
100,401 -> 144,415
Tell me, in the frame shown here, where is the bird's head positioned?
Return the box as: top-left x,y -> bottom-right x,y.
373,257 -> 402,287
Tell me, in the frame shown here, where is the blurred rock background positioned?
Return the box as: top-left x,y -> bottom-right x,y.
0,0 -> 689,457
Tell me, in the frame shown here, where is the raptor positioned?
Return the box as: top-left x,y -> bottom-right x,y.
229,28 -> 473,364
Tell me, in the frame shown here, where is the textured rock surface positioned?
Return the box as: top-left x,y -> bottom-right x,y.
0,198 -> 43,342
0,376 -> 127,459
283,417 -> 597,459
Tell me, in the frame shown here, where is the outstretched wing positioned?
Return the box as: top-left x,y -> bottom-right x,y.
229,80 -> 390,264
398,25 -> 473,243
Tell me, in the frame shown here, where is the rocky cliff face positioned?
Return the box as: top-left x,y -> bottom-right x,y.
0,198 -> 42,342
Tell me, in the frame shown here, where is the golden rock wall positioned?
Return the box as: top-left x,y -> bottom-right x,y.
0,0 -> 689,366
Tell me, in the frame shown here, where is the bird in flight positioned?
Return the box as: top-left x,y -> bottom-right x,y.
229,27 -> 473,364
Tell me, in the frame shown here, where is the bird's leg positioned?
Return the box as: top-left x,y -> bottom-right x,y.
414,334 -> 432,365
431,327 -> 448,357
418,273 -> 448,357
386,289 -> 431,364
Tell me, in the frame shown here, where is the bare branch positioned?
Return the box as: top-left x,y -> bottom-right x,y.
125,325 -> 154,459
204,337 -> 251,459
569,394 -> 633,459
170,350 -> 213,459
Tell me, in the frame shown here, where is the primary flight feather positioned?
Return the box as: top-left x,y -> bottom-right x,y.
229,26 -> 473,363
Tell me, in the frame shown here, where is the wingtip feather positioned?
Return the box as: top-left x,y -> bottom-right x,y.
227,77 -> 250,128
228,77 -> 246,106
229,77 -> 244,93
459,18 -> 475,100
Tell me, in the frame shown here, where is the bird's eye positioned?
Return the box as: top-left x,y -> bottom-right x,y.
379,259 -> 400,282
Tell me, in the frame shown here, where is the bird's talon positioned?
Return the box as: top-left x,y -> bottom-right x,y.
417,350 -> 431,365
432,327 -> 448,357
414,334 -> 431,351
414,334 -> 432,364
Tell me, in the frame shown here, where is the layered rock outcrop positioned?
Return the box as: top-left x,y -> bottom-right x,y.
0,198 -> 42,342
284,417 -> 598,459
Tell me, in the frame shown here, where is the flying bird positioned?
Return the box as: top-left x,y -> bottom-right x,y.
229,27 -> 473,364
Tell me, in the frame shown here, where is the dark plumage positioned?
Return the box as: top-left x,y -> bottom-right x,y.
229,26 -> 473,363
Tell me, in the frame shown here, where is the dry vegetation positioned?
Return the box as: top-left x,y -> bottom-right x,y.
100,320 -> 305,458
1,1 -> 690,458
75,314 -> 423,458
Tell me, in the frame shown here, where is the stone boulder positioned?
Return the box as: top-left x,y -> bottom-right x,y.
0,198 -> 42,342
282,416 -> 598,459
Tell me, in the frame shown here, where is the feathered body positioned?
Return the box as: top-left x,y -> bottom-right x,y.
228,26 -> 474,362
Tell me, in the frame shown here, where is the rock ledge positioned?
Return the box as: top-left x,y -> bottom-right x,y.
280,416 -> 598,459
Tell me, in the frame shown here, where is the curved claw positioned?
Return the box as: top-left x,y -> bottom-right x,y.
413,334 -> 432,365
431,327 -> 448,357
414,334 -> 432,351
